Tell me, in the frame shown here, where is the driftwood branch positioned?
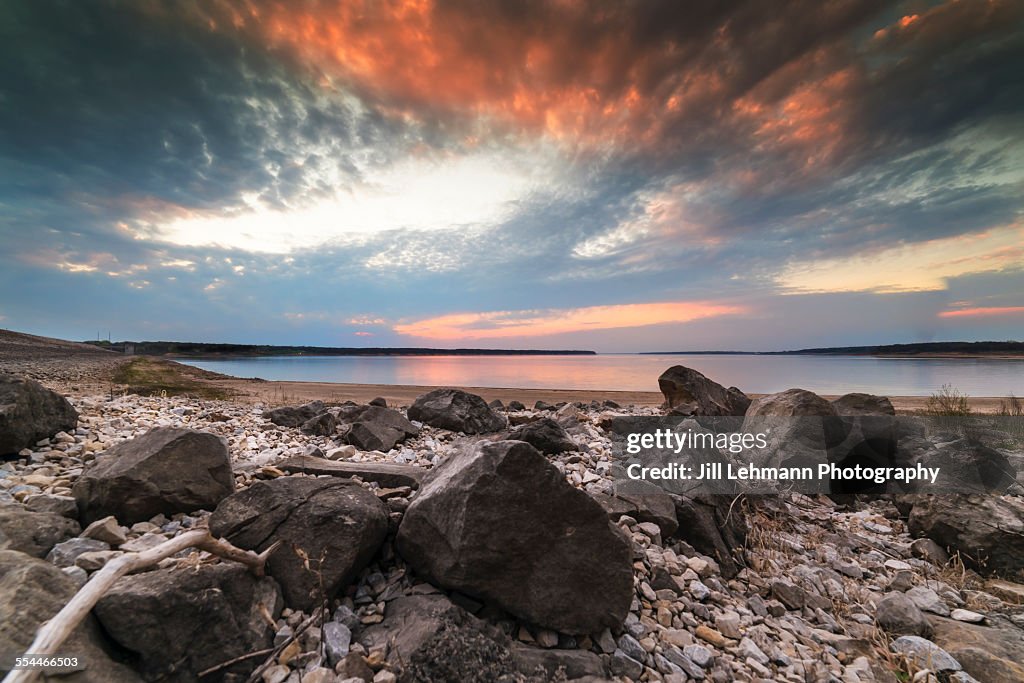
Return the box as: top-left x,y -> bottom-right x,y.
3,529 -> 280,683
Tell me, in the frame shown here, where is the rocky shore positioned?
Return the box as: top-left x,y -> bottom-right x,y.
2,359 -> 1024,682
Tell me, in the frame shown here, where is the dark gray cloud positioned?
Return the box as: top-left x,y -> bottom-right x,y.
1,0 -> 1022,348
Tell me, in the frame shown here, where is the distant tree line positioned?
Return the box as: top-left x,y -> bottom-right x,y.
82,340 -> 596,356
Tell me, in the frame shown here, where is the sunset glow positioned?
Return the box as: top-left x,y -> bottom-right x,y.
395,302 -> 747,340
2,1 -> 1022,350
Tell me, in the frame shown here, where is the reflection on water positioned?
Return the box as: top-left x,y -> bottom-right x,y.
179,354 -> 1024,396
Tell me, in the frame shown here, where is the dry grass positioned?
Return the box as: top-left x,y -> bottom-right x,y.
111,357 -> 234,400
924,383 -> 972,416
997,394 -> 1023,416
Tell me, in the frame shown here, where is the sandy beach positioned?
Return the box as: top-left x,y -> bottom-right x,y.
214,375 -> 1013,414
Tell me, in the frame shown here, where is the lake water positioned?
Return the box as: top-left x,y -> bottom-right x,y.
178,354 -> 1024,396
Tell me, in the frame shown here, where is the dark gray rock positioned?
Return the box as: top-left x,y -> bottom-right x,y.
340,406 -> 419,435
905,438 -> 1016,493
658,366 -> 750,416
534,400 -> 555,411
592,483 -> 679,538
210,476 -> 388,610
300,412 -> 337,436
512,644 -> 606,680
94,562 -> 282,682
0,550 -> 141,682
671,495 -> 745,578
46,537 -> 110,568
361,594 -> 521,683
408,388 -> 507,433
322,621 -> 352,668
24,493 -> 79,519
345,406 -> 419,452
507,417 -> 577,454
396,440 -> 633,634
280,402 -> 329,426
347,420 -> 405,452
508,400 -> 526,411
262,401 -> 326,428
0,507 -> 80,558
830,393 -> 899,494
906,494 -> 1024,575
488,399 -> 505,410
73,428 -> 234,524
742,388 -> 848,475
0,373 -> 78,456
875,592 -> 933,637
369,396 -> 387,407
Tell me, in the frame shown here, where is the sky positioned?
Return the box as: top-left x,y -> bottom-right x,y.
1,0 -> 1022,352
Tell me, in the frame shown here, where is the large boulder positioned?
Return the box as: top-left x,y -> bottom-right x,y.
830,393 -> 899,493
0,550 -> 141,682
657,365 -> 750,416
906,495 -> 1024,575
0,507 -> 80,557
396,440 -> 633,633
901,438 -> 1016,493
742,388 -> 847,474
73,428 -> 234,524
0,373 -> 78,455
262,400 -> 326,428
930,615 -> 1024,683
94,563 -> 282,682
507,417 -> 577,454
210,476 -> 388,610
407,388 -> 507,434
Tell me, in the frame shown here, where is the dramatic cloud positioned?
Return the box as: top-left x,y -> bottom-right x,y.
1,0 -> 1022,349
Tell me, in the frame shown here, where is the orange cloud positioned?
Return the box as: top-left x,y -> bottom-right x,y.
394,301 -> 746,340
939,306 -> 1024,318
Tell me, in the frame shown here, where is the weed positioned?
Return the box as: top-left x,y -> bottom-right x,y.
924,383 -> 971,416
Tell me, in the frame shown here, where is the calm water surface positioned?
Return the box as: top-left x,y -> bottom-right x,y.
179,354 -> 1024,396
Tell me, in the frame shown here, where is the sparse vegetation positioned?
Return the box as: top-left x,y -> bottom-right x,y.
924,383 -> 972,416
111,357 -> 233,400
998,393 -> 1023,416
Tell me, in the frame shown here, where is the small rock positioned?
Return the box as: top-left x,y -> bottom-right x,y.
684,644 -> 714,668
891,636 -> 961,672
906,586 -> 951,616
911,538 -> 950,565
950,608 -> 985,623
74,549 -> 122,571
81,515 -> 127,545
46,537 -> 109,568
262,664 -> 290,683
884,559 -> 913,572
323,621 -> 352,668
875,593 -> 933,637
695,625 -> 729,649
715,612 -> 742,640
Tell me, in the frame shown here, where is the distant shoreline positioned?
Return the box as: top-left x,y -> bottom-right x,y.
644,340 -> 1024,358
